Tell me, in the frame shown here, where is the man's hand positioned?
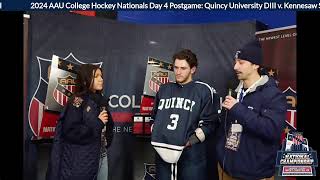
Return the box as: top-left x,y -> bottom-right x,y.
222,95 -> 237,110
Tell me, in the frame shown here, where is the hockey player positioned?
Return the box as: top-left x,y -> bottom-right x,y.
151,49 -> 219,180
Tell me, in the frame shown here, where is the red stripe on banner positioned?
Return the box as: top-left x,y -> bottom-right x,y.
60,92 -> 64,105
71,85 -> 74,93
111,112 -> 133,123
58,91 -> 61,105
53,89 -> 57,102
55,90 -> 59,103
71,11 -> 96,17
286,110 -> 297,128
55,90 -> 58,100
63,93 -> 67,105
30,99 -> 39,135
155,83 -> 159,92
65,86 -> 69,104
61,92 -> 64,105
61,89 -> 65,105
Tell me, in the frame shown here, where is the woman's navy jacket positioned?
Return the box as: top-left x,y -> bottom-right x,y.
46,94 -> 114,180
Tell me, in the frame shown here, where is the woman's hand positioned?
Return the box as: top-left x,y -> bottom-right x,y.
98,110 -> 109,124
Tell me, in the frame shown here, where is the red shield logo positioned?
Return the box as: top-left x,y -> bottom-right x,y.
149,71 -> 169,93
28,53 -> 102,138
53,75 -> 76,106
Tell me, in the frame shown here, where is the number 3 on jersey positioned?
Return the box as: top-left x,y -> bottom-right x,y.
167,114 -> 179,130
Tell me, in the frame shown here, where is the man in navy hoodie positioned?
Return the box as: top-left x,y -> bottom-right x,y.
216,39 -> 286,180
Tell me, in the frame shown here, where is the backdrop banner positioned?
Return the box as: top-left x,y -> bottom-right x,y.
256,26 -> 297,180
25,12 -> 263,180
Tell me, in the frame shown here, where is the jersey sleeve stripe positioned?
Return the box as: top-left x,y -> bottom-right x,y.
195,81 -> 214,103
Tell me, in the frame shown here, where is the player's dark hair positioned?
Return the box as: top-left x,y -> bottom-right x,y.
172,49 -> 198,68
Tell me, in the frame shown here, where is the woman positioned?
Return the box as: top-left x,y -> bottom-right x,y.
46,64 -> 114,180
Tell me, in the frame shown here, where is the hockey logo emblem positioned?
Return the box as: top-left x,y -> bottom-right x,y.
53,75 -> 76,106
28,53 -> 102,138
149,71 -> 169,93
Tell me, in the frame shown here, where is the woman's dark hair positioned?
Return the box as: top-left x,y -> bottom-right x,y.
172,49 -> 198,68
72,64 -> 102,99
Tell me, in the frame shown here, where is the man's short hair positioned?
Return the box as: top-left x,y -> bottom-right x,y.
172,49 -> 198,68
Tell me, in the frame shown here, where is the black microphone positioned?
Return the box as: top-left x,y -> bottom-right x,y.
89,93 -> 109,112
228,88 -> 232,96
222,79 -> 238,112
99,94 -> 109,112
226,78 -> 239,97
